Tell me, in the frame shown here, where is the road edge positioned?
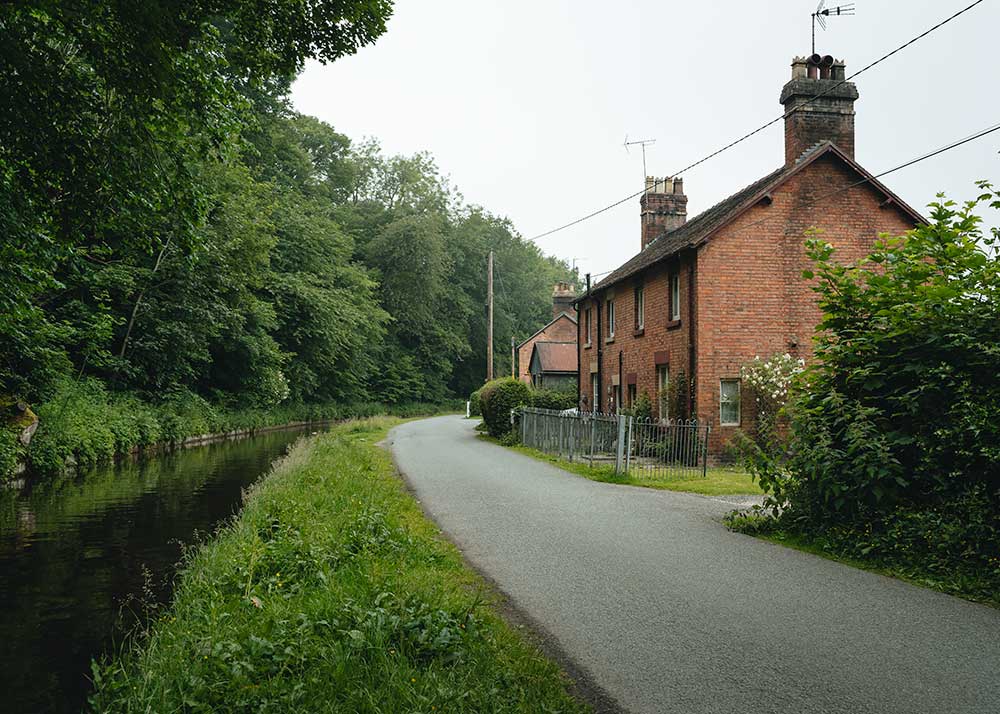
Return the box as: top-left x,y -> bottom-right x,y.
385,417 -> 631,714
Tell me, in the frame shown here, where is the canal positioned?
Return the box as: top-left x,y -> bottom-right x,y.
0,427 -> 315,714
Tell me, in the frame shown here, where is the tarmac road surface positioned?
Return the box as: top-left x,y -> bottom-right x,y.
389,415 -> 1000,714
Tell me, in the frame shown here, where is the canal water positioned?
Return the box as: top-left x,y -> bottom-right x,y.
0,427 -> 314,714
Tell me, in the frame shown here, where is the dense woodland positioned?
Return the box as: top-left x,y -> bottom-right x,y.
1,2 -> 574,420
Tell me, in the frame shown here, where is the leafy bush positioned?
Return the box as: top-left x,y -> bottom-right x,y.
733,184 -> 1000,600
19,383 -> 462,481
528,388 -> 576,412
468,388 -> 482,417
478,378 -> 530,438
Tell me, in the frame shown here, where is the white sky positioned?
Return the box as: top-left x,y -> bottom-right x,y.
291,0 -> 1000,279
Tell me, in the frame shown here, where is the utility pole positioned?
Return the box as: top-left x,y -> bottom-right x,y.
511,335 -> 516,379
486,250 -> 494,382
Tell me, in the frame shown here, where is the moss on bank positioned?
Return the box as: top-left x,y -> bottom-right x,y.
89,419 -> 588,713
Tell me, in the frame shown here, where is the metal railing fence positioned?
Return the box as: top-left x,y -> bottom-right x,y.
519,407 -> 710,479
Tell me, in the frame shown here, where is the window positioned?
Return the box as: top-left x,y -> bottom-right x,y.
606,300 -> 615,338
613,385 -> 622,413
627,383 -> 637,408
591,373 -> 599,412
720,379 -> 741,426
584,308 -> 591,345
634,285 -> 644,330
670,273 -> 681,321
657,364 -> 669,419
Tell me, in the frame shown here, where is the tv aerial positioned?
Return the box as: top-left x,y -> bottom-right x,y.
624,135 -> 656,186
812,1 -> 855,54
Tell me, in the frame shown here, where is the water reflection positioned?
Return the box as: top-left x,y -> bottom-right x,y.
0,428 -> 312,714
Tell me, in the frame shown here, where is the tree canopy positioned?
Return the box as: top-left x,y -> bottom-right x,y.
1,0 -> 577,411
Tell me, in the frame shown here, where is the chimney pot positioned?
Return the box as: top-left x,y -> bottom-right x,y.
780,54 -> 858,164
639,175 -> 687,250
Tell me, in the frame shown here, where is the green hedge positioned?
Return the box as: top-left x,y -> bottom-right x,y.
478,378 -> 530,438
468,388 -> 482,417
529,389 -> 576,411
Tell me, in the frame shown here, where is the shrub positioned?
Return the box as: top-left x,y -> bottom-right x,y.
528,388 -> 576,412
733,183 -> 1000,600
469,388 -> 482,417
478,378 -> 530,438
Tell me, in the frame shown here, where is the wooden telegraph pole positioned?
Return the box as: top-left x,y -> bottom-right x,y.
486,250 -> 494,382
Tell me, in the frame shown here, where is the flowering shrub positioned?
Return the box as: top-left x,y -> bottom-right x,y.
740,353 -> 805,442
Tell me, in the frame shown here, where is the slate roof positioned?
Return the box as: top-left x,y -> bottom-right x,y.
530,342 -> 577,374
585,142 -> 925,295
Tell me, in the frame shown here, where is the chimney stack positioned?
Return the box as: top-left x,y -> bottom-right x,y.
552,281 -> 576,318
780,55 -> 858,165
640,176 -> 687,250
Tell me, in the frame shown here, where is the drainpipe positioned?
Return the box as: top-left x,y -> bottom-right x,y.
595,292 -> 603,413
618,349 -> 624,414
577,274 -> 589,410
687,254 -> 697,418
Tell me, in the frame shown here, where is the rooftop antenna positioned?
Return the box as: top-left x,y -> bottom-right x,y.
812,1 -> 855,55
624,135 -> 656,188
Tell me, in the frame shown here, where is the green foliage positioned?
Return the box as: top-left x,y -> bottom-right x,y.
734,183 -> 1000,600
89,421 -> 586,712
468,389 -> 482,417
1,1 -> 576,478
528,388 -> 577,412
632,391 -> 653,421
478,378 -> 530,438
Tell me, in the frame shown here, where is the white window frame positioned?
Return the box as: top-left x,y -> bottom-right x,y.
656,364 -> 669,419
720,379 -> 741,426
670,273 -> 681,321
635,285 -> 644,330
591,373 -> 599,412
607,300 -> 615,338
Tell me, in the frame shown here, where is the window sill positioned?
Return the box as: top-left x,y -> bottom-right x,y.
719,422 -> 740,428
633,328 -> 645,337
605,336 -> 615,344
583,342 -> 592,350
666,319 -> 682,330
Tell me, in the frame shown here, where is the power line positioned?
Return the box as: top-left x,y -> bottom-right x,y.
527,0 -> 988,243
581,119 -> 1000,286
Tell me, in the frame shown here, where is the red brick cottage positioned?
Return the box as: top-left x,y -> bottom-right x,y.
574,55 -> 924,458
515,282 -> 577,385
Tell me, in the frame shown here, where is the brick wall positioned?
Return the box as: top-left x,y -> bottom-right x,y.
578,258 -> 694,416
694,153 -> 916,456
578,153 -> 918,459
516,314 -> 577,385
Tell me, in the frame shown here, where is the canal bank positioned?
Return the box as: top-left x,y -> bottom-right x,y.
0,426 -> 315,714
5,381 -> 462,485
88,418 -> 587,713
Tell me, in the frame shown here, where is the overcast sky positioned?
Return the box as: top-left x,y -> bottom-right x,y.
291,0 -> 1000,281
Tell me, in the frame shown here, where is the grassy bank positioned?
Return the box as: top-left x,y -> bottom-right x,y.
726,509 -> 1000,608
11,377 -> 461,482
481,435 -> 761,497
89,418 -> 587,713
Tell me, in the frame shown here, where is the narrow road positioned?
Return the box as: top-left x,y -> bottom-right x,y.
389,416 -> 1000,714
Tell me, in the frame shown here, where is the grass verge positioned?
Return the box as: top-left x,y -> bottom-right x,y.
726,510 -> 1000,608
480,434 -> 761,497
89,418 -> 588,713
